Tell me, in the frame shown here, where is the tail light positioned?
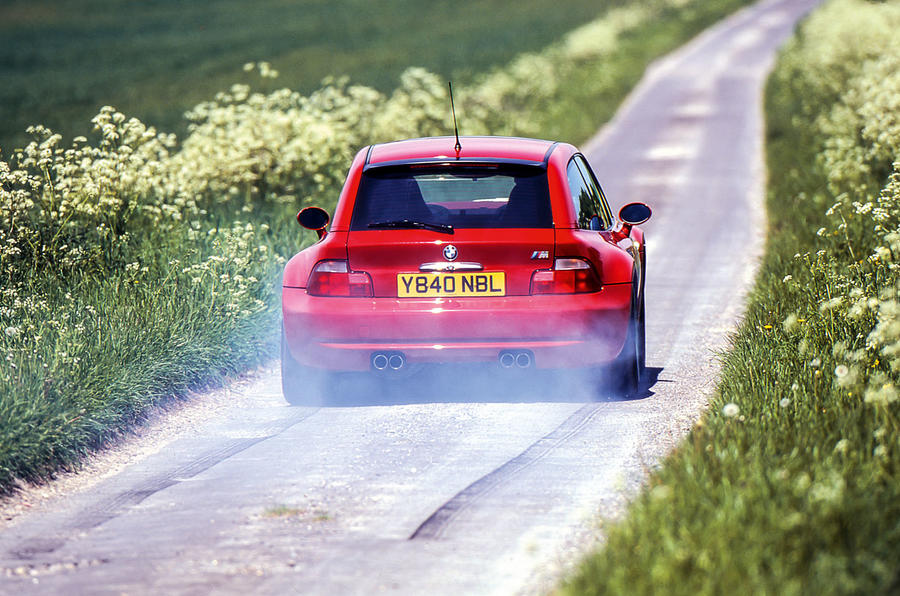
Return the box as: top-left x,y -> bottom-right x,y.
530,258 -> 602,294
307,260 -> 373,297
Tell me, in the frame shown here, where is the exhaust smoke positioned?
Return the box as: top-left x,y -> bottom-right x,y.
286,319 -> 641,406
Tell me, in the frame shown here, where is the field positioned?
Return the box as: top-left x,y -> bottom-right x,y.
1,0 -> 626,151
561,0 -> 900,593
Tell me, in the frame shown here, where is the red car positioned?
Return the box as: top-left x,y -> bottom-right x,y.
282,136 -> 650,404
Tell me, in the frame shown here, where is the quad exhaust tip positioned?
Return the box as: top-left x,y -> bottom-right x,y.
515,352 -> 532,368
499,350 -> 533,369
388,353 -> 405,370
372,351 -> 406,371
372,353 -> 389,370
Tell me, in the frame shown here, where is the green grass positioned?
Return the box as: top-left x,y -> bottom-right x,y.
559,1 -> 900,593
0,0 -> 752,493
0,227 -> 284,485
261,504 -> 331,521
0,0 -> 627,151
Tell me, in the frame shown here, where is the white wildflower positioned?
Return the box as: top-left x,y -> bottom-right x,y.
819,296 -> 844,312
722,403 -> 740,417
864,382 -> 898,406
783,313 -> 799,333
650,484 -> 672,501
810,472 -> 845,504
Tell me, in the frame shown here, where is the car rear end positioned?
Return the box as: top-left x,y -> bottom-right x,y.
282,140 -> 634,373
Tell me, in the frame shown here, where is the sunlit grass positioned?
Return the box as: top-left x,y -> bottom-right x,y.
263,505 -> 304,518
261,504 -> 331,522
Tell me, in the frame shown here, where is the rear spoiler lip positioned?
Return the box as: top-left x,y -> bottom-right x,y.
362,157 -> 548,173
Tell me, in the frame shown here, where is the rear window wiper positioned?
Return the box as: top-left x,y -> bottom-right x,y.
367,219 -> 454,235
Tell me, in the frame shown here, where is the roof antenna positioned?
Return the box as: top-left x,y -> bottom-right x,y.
448,81 -> 462,158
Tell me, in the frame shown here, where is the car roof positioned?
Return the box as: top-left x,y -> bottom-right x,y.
365,136 -> 558,167
329,136 -> 581,230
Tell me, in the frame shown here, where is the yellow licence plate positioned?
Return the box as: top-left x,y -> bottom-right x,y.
397,272 -> 506,298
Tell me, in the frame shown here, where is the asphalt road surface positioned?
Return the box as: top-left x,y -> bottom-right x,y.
0,0 -> 820,593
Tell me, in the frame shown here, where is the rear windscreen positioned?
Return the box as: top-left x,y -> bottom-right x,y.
350,165 -> 552,230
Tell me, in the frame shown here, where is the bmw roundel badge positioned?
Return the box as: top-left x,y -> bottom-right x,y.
443,244 -> 458,261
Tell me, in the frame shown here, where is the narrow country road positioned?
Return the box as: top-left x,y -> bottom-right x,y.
0,1 -> 819,593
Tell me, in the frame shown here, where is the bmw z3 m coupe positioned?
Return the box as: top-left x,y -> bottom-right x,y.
282,136 -> 650,404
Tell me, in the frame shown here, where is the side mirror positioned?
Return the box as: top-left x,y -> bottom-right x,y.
618,202 -> 651,225
613,202 -> 651,241
297,207 -> 330,240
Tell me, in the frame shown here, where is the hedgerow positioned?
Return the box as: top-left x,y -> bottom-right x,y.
561,1 -> 900,593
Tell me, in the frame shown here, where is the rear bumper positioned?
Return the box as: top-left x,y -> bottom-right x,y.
283,284 -> 632,371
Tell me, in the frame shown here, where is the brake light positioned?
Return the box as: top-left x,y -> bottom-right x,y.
530,258 -> 602,294
307,260 -> 373,297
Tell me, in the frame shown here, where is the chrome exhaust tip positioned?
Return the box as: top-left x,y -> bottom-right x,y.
372,352 -> 407,372
372,353 -> 389,370
500,350 -> 534,369
515,352 -> 532,368
388,353 -> 406,370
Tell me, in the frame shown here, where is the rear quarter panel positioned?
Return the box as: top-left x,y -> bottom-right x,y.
282,232 -> 349,289
546,143 -> 636,287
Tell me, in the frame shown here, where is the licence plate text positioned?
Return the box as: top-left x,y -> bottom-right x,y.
397,272 -> 505,298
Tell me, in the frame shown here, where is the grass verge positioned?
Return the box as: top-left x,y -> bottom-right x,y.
560,1 -> 900,593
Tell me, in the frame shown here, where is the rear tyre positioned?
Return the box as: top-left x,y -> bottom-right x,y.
281,326 -> 329,406
636,291 -> 646,378
612,286 -> 642,398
